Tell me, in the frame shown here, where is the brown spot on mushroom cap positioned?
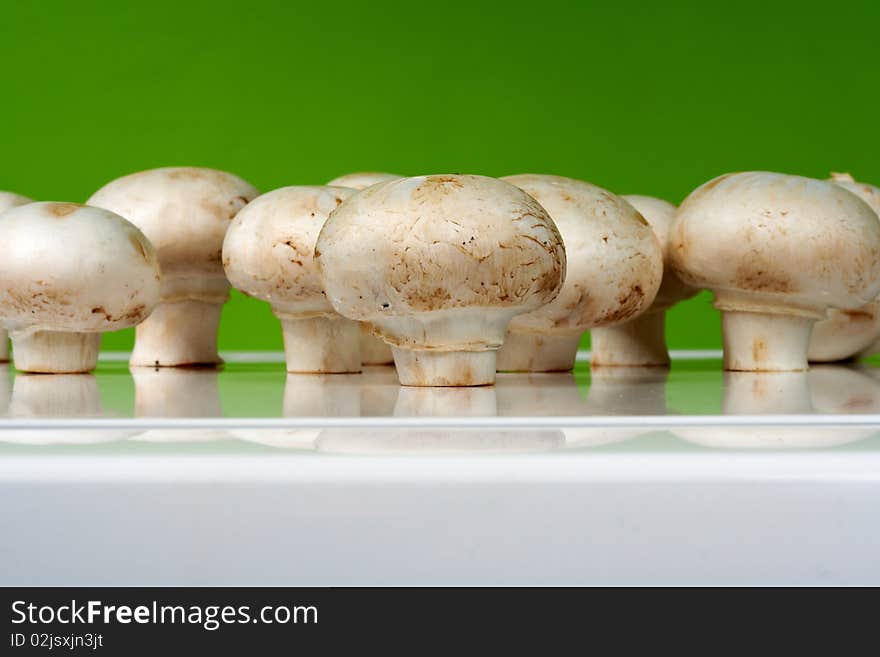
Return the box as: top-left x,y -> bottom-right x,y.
166,168 -> 208,181
842,309 -> 874,321
734,264 -> 794,293
45,202 -> 81,217
122,304 -> 146,322
411,176 -> 466,203
593,284 -> 646,325
89,303 -> 145,323
428,176 -> 464,187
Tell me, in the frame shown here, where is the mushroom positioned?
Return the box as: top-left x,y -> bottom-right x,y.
315,174 -> 566,386
670,171 -> 880,371
88,167 -> 259,367
589,195 -> 697,366
223,186 -> 361,373
0,202 -> 160,373
327,172 -> 404,365
809,173 -> 880,362
0,191 -> 33,361
0,191 -> 31,208
495,175 -> 663,372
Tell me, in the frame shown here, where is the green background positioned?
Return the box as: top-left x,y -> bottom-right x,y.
3,0 -> 879,352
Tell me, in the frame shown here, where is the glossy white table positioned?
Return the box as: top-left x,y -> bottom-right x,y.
1,352 -> 879,585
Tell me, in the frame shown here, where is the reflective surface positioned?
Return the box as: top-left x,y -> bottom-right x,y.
4,355 -> 880,586
0,354 -> 880,452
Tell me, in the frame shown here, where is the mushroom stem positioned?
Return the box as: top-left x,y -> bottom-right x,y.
130,300 -> 223,367
495,332 -> 581,372
360,324 -> 394,365
721,310 -> 815,372
0,328 -> 8,362
392,348 -> 497,387
11,330 -> 101,374
589,312 -> 669,367
280,315 -> 361,373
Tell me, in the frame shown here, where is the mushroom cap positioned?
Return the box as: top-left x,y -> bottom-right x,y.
810,301 -> 880,362
87,167 -> 259,286
809,173 -> 880,361
500,175 -> 662,335
326,172 -> 403,190
223,186 -> 357,316
315,174 -> 566,345
830,172 -> 880,213
622,194 -> 697,311
0,191 -> 32,213
670,171 -> 880,316
0,202 -> 160,333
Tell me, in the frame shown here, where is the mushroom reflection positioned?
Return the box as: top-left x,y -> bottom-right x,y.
495,372 -> 584,416
3,373 -> 122,444
495,369 -> 667,448
582,367 -> 669,416
233,371 -> 388,450
0,364 -> 10,416
575,367 -> 669,448
131,367 -> 226,443
393,385 -> 496,417
358,366 -> 401,417
319,380 -> 562,455
316,428 -> 564,456
677,365 -> 880,448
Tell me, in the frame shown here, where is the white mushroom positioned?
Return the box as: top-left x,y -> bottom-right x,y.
809,173 -> 880,362
670,171 -> 880,371
0,191 -> 31,208
0,202 -> 160,373
315,174 -> 566,386
88,167 -> 259,367
327,173 -> 405,365
588,195 -> 697,366
495,175 -> 663,372
223,186 -> 361,373
0,191 -> 33,361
